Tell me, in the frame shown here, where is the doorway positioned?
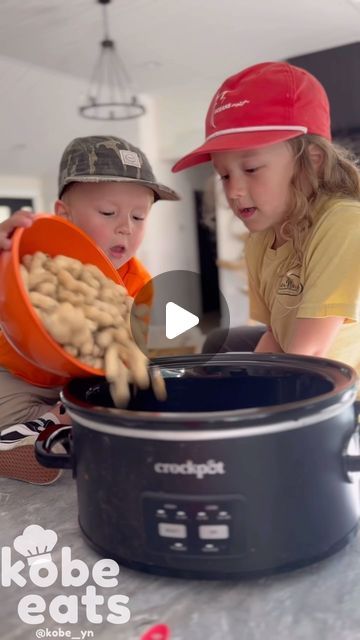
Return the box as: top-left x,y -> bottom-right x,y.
194,189 -> 221,323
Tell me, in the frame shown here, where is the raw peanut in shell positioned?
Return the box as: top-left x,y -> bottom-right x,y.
22,254 -> 33,270
28,270 -> 57,290
19,264 -> 29,289
48,255 -> 83,277
95,328 -> 115,349
29,291 -> 58,312
133,303 -> 150,319
57,288 -> 85,305
64,344 -> 79,357
29,251 -> 48,272
36,282 -> 57,296
151,367 -> 167,402
20,252 -> 167,407
104,343 -> 121,381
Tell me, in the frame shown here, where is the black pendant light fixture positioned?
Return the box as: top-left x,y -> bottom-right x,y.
79,0 -> 146,121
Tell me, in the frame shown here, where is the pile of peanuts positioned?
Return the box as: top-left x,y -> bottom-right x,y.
19,251 -> 166,407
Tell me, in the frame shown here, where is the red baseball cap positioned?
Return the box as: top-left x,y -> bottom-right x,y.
172,61 -> 331,172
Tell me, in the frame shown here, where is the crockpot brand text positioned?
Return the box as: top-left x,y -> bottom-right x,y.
154,459 -> 226,479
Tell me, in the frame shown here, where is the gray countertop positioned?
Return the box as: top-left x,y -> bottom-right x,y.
1,471 -> 360,640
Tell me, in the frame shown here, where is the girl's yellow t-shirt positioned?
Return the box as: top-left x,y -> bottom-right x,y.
245,197 -> 360,379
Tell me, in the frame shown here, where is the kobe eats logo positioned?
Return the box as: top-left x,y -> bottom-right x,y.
0,525 -> 130,625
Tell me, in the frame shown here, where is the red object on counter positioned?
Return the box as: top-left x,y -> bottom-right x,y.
140,624 -> 170,640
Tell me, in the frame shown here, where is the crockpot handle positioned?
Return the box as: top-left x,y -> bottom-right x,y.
35,423 -> 73,469
344,401 -> 360,473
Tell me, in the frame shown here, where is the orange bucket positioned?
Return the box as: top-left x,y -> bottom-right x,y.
0,214 -> 123,377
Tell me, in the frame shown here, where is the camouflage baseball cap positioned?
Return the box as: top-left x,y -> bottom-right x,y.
58,135 -> 180,201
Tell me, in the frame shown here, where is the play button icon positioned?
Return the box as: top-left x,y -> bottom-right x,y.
131,269 -> 230,362
166,302 -> 199,339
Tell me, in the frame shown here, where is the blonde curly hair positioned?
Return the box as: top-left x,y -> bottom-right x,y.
280,134 -> 360,268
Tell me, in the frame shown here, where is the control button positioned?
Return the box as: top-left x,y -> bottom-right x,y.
199,525 -> 229,540
158,523 -> 187,539
217,511 -> 231,520
202,543 -> 220,553
171,542 -> 187,552
196,511 -> 208,519
156,509 -> 166,517
176,510 -> 187,518
205,505 -> 219,512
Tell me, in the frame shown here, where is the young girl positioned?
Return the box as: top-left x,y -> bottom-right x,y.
173,62 -> 360,379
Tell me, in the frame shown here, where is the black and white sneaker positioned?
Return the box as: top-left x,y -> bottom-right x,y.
0,416 -> 57,449
0,413 -> 62,484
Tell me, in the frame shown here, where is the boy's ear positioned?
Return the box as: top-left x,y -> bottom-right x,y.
54,199 -> 69,218
307,143 -> 325,172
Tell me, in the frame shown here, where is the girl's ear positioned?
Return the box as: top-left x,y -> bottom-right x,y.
308,143 -> 325,172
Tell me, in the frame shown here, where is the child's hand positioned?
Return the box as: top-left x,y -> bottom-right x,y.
0,210 -> 34,252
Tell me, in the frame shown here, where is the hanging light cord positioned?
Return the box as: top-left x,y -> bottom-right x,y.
102,2 -> 110,41
78,0 -> 146,120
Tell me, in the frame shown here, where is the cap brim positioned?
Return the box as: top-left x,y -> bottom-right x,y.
60,176 -> 180,201
172,129 -> 304,172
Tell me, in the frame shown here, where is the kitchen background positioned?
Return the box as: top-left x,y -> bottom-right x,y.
0,0 -> 359,351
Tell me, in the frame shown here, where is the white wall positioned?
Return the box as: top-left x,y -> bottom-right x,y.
215,181 -> 250,326
155,84 -> 214,162
0,176 -> 44,211
135,95 -> 203,321
136,94 -> 200,275
0,54 -> 140,209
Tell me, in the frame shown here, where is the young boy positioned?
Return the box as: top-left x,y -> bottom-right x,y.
0,135 -> 179,484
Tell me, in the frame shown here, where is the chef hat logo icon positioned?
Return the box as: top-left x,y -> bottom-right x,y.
13,525 -> 58,566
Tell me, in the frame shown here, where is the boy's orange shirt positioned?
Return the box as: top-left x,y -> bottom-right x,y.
0,256 -> 151,388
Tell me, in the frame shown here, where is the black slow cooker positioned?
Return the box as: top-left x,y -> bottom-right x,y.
36,353 -> 360,579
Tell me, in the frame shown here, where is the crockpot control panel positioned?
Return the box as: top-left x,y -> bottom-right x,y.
142,492 -> 247,556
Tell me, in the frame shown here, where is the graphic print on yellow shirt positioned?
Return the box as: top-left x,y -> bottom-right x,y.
278,272 -> 303,297
245,197 -> 360,379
